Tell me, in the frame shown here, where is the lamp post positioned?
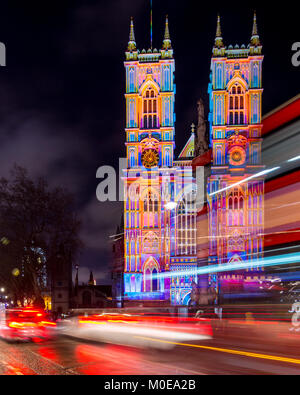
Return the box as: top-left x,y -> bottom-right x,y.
75,264 -> 79,308
164,201 -> 177,305
164,201 -> 177,211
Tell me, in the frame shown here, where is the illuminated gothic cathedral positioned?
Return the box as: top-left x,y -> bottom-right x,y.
122,12 -> 264,304
123,17 -> 197,305
207,12 -> 264,295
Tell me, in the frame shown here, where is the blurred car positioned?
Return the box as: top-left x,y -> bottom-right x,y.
0,307 -> 56,342
59,311 -> 212,349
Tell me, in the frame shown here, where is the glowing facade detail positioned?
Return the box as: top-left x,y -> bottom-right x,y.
123,17 -> 196,304
207,13 -> 264,293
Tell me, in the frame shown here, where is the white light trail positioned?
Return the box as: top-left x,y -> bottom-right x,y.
209,167 -> 280,197
153,252 -> 300,280
164,201 -> 178,210
287,155 -> 300,163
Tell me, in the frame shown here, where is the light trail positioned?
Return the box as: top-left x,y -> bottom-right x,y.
209,166 -> 280,197
152,252 -> 300,280
287,155 -> 300,163
135,336 -> 300,365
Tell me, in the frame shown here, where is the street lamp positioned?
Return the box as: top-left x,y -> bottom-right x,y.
164,201 -> 177,211
0,287 -> 4,293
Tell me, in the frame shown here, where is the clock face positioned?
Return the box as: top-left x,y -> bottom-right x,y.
229,147 -> 246,166
141,149 -> 159,168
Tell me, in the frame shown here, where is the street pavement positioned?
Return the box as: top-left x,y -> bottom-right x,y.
1,325 -> 300,375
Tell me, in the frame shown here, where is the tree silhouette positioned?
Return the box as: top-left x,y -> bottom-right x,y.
0,165 -> 82,306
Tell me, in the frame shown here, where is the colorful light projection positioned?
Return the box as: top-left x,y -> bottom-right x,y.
206,12 -> 265,294
154,252 -> 300,279
123,17 -> 197,304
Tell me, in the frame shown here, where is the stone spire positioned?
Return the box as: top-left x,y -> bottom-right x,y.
162,15 -> 172,50
250,11 -> 260,46
88,271 -> 95,286
214,14 -> 224,49
127,17 -> 136,51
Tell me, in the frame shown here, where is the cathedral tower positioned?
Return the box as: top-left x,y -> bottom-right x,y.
207,12 -> 264,296
123,16 -> 176,302
123,16 -> 197,305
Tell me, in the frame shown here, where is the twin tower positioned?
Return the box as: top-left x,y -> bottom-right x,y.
122,13 -> 264,305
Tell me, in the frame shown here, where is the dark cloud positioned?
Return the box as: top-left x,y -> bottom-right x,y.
64,1 -> 146,59
80,199 -> 122,252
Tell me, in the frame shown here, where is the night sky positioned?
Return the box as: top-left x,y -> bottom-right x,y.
0,0 -> 298,284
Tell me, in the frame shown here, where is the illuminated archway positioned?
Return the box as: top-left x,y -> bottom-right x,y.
143,257 -> 160,292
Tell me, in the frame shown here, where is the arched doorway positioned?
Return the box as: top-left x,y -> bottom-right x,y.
143,257 -> 159,292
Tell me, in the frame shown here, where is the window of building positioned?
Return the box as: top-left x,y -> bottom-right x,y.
176,191 -> 196,255
143,189 -> 159,228
228,188 -> 244,226
216,147 -> 223,165
142,88 -> 158,129
129,149 -> 135,168
143,260 -> 159,292
228,83 -> 246,125
165,148 -> 171,167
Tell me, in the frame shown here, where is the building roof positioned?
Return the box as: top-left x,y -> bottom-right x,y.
178,124 -> 196,160
192,149 -> 212,168
178,132 -> 195,159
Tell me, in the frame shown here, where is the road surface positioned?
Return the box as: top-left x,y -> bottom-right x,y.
1,329 -> 300,375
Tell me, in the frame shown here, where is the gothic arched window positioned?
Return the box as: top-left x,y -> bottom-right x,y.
142,87 -> 159,129
143,189 -> 159,228
143,260 -> 159,292
145,269 -> 151,292
228,188 -> 244,226
152,268 -> 158,291
129,68 -> 135,92
165,148 -> 171,167
176,191 -> 196,255
216,148 -> 222,165
129,149 -> 135,168
228,83 -> 246,125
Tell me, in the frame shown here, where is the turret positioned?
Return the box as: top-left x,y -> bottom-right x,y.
128,17 -> 136,51
126,17 -> 138,60
249,11 -> 262,55
161,15 -> 173,59
162,15 -> 172,50
88,271 -> 96,286
212,14 -> 226,57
